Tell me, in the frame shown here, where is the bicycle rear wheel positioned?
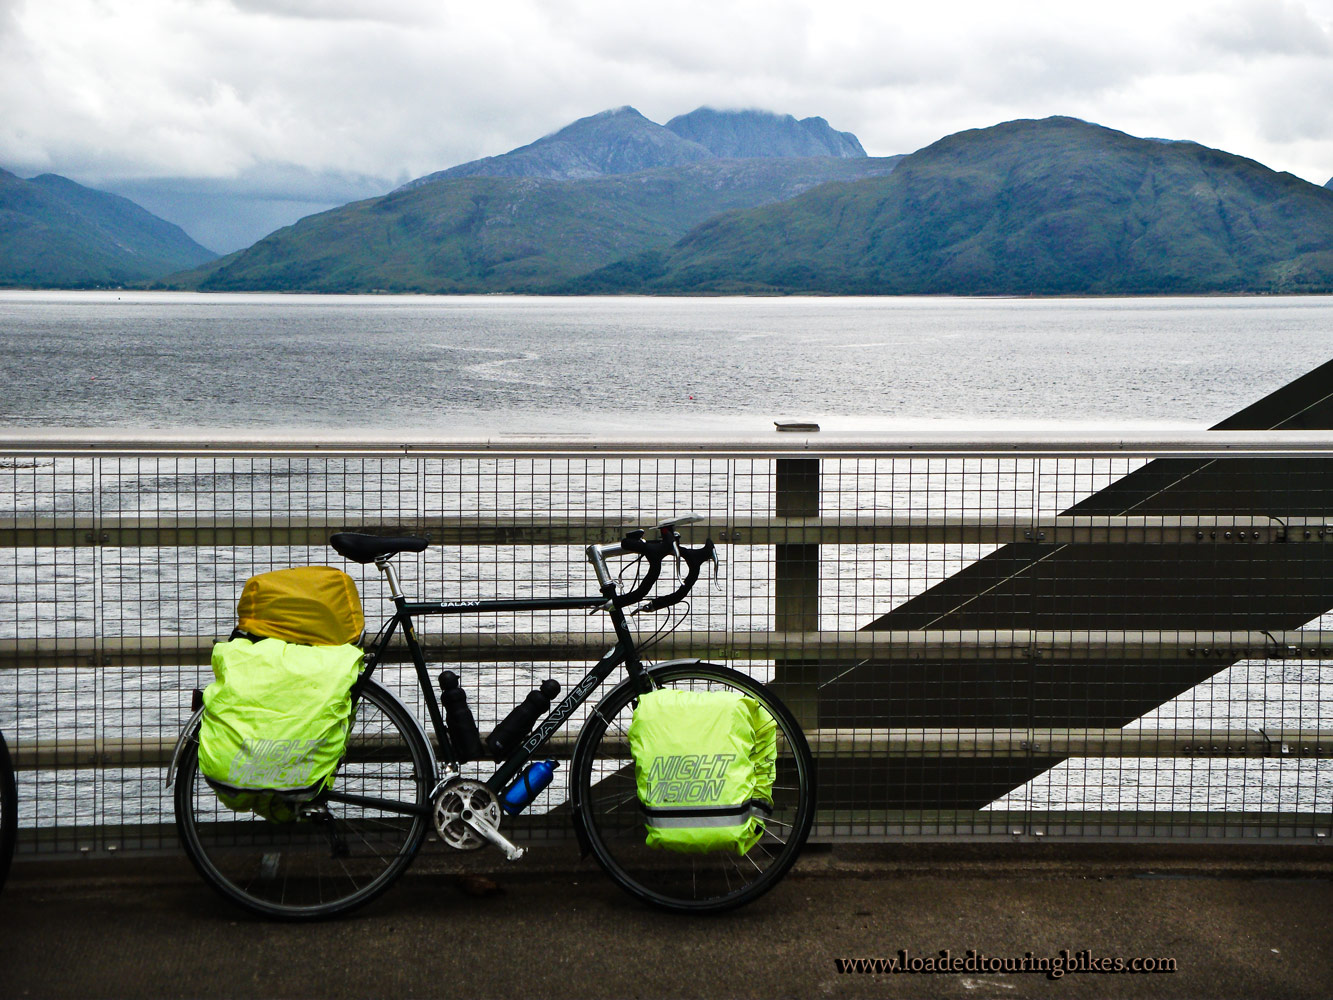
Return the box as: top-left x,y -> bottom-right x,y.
0,729 -> 16,892
572,663 -> 815,913
174,679 -> 433,919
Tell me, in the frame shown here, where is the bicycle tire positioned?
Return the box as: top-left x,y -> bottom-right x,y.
174,679 -> 433,919
0,729 -> 15,893
571,662 -> 815,913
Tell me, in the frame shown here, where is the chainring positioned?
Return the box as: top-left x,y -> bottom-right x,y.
432,778 -> 503,851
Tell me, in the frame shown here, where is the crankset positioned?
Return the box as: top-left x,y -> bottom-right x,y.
431,777 -> 525,861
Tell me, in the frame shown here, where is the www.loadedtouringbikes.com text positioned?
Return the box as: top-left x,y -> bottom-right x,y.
835,949 -> 1176,980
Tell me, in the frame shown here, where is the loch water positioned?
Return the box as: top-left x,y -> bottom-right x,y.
1,291 -> 1330,432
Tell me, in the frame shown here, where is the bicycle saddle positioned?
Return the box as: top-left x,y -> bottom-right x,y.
330,532 -> 429,564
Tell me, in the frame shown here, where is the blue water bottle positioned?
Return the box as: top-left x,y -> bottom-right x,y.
500,759 -> 559,815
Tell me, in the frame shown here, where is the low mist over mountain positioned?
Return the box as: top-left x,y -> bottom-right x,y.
0,170 -> 217,287
576,117 -> 1333,295
171,107 -> 898,293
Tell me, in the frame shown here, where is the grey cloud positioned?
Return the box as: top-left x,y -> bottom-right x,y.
1250,57 -> 1333,142
4,0 -> 1333,219
227,0 -> 431,24
962,38 -> 1151,102
1195,0 -> 1333,56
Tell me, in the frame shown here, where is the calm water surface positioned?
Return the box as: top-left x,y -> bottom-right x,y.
1,291 -> 1330,432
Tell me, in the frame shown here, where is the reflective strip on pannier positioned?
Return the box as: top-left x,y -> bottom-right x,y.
198,636 -> 364,821
627,688 -> 777,855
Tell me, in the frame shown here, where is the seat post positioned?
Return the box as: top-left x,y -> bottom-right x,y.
376,555 -> 405,601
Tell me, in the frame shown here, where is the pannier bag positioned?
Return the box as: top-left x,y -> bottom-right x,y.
236,565 -> 364,647
199,637 -> 364,821
199,567 -> 365,821
627,688 -> 777,855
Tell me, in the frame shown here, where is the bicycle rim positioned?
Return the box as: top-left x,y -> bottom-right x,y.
574,663 -> 815,913
174,679 -> 432,919
0,730 -> 15,893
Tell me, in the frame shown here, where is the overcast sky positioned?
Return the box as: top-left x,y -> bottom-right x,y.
3,0 -> 1331,251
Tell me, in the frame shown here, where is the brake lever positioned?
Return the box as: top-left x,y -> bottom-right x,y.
710,546 -> 722,591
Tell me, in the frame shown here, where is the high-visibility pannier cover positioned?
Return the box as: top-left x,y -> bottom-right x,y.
627,689 -> 777,855
199,636 -> 363,821
237,566 -> 364,647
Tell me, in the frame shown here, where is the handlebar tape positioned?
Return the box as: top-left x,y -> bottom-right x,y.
614,533 -> 670,607
641,539 -> 715,612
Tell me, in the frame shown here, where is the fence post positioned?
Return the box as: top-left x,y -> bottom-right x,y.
773,456 -> 820,728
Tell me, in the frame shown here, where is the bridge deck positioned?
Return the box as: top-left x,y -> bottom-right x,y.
3,845 -> 1331,999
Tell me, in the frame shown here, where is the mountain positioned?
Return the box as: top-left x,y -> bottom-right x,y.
575,117 -> 1333,295
173,156 -> 899,293
0,170 -> 217,287
401,107 -> 716,188
665,108 -> 865,159
168,105 -> 892,293
400,105 -> 869,190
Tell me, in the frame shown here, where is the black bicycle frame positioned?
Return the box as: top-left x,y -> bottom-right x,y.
326,582 -> 652,814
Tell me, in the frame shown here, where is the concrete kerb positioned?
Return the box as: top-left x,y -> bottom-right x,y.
9,840 -> 1333,889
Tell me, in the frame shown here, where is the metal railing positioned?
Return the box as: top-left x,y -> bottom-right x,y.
2,431 -> 1331,855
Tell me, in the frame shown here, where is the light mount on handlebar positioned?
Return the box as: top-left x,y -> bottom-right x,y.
654,514 -> 705,531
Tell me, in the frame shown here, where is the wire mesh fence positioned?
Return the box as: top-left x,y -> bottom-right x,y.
1,435 -> 1331,856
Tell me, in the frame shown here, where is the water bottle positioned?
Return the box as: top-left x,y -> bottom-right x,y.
438,670 -> 484,763
500,759 -> 559,815
486,679 -> 561,759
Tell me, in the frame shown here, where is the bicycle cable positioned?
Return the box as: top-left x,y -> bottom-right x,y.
366,614 -> 395,653
635,599 -> 689,657
617,553 -> 645,592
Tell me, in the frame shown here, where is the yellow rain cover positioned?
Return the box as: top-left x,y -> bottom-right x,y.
237,566 -> 364,646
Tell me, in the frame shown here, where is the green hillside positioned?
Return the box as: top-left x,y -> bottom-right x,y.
576,117 -> 1333,295
171,157 -> 899,293
0,170 -> 216,287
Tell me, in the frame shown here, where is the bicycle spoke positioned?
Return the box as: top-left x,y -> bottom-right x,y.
723,854 -> 750,885
747,840 -> 778,863
345,819 -> 392,867
602,791 -> 642,816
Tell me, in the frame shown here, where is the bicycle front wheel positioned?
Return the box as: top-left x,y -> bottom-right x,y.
0,729 -> 16,893
572,663 -> 815,913
174,679 -> 433,919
